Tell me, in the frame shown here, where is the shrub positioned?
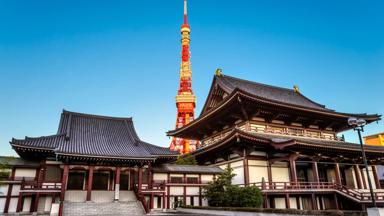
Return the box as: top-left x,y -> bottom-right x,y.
202,167 -> 262,208
175,154 -> 197,165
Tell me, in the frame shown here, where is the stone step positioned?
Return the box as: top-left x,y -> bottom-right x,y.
63,201 -> 144,216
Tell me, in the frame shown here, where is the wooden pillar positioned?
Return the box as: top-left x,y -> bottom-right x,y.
334,163 -> 342,185
289,158 -> 297,182
4,168 -> 16,213
296,197 -> 301,210
148,163 -> 153,189
59,165 -> 69,216
267,162 -> 273,187
129,170 -> 134,190
311,193 -> 317,210
372,165 -> 381,189
86,166 -> 94,201
243,157 -> 249,185
33,193 -> 40,213
285,193 -> 290,209
162,192 -> 166,209
16,192 -> 23,212
198,174 -> 202,206
138,167 -> 143,193
359,166 -> 367,189
114,167 -> 121,201
150,193 -> 154,210
183,173 -> 186,205
312,162 -> 319,183
167,173 -> 170,209
354,165 -> 363,189
334,193 -> 339,210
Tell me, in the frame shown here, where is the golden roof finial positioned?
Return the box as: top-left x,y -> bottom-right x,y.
215,68 -> 222,76
293,85 -> 300,93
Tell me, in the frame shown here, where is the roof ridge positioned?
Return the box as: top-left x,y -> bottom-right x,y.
219,74 -> 329,110
62,110 -> 133,121
13,133 -> 66,142
220,74 -> 296,93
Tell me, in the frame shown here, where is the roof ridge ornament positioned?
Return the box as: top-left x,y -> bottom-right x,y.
293,85 -> 300,93
215,68 -> 222,76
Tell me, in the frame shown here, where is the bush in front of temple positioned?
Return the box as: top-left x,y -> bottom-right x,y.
203,167 -> 262,208
175,154 -> 198,165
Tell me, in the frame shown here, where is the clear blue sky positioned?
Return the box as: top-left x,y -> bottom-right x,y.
0,0 -> 383,156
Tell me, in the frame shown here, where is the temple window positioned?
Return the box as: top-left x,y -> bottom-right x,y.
170,176 -> 183,183
186,177 -> 198,183
45,166 -> 62,182
67,171 -> 85,190
92,172 -> 110,190
120,173 -> 129,190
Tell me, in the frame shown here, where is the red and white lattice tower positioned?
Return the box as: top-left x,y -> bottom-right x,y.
169,0 -> 198,154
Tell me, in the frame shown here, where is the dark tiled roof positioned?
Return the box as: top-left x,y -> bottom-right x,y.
12,134 -> 66,150
11,110 -> 178,160
0,156 -> 40,167
216,74 -> 330,111
152,164 -> 223,174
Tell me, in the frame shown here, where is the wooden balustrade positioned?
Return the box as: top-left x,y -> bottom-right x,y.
238,181 -> 384,203
21,179 -> 61,190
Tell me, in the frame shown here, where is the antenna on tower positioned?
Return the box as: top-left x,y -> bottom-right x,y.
184,0 -> 188,24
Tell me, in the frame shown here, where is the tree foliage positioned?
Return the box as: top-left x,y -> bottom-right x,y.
202,167 -> 263,208
175,154 -> 197,165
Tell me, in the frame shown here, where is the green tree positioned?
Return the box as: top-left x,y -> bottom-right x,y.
175,154 -> 197,165
202,167 -> 263,208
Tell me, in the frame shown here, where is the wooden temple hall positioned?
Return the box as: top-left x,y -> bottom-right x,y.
0,111 -> 222,215
168,72 -> 384,210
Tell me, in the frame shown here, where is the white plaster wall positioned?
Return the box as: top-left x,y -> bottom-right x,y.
170,187 -> 184,196
271,167 -> 290,182
249,166 -> 268,183
44,196 -> 52,212
15,168 -> 36,178
22,197 -> 32,212
11,185 -> 20,196
0,185 -> 8,196
232,167 -> 244,185
186,187 -> 199,195
274,197 -> 286,209
37,196 -> 45,212
351,169 -> 358,189
362,167 -> 376,189
65,190 -> 87,202
345,168 -> 356,188
201,175 -> 213,183
91,191 -> 114,203
0,197 -> 5,212
326,169 -> 336,182
153,173 -> 167,181
170,174 -> 183,178
289,197 -> 297,209
8,198 -> 18,212
230,161 -> 243,168
153,196 -> 163,209
186,174 -> 199,178
202,198 -> 208,206
248,160 -> 267,166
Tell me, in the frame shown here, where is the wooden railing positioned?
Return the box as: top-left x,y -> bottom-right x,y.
21,180 -> 61,190
152,179 -> 210,185
133,186 -> 150,213
239,181 -> 384,203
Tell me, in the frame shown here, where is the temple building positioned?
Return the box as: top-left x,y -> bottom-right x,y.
0,110 -> 220,215
168,72 -> 384,210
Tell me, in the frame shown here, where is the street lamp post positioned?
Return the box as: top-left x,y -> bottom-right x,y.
348,117 -> 377,208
